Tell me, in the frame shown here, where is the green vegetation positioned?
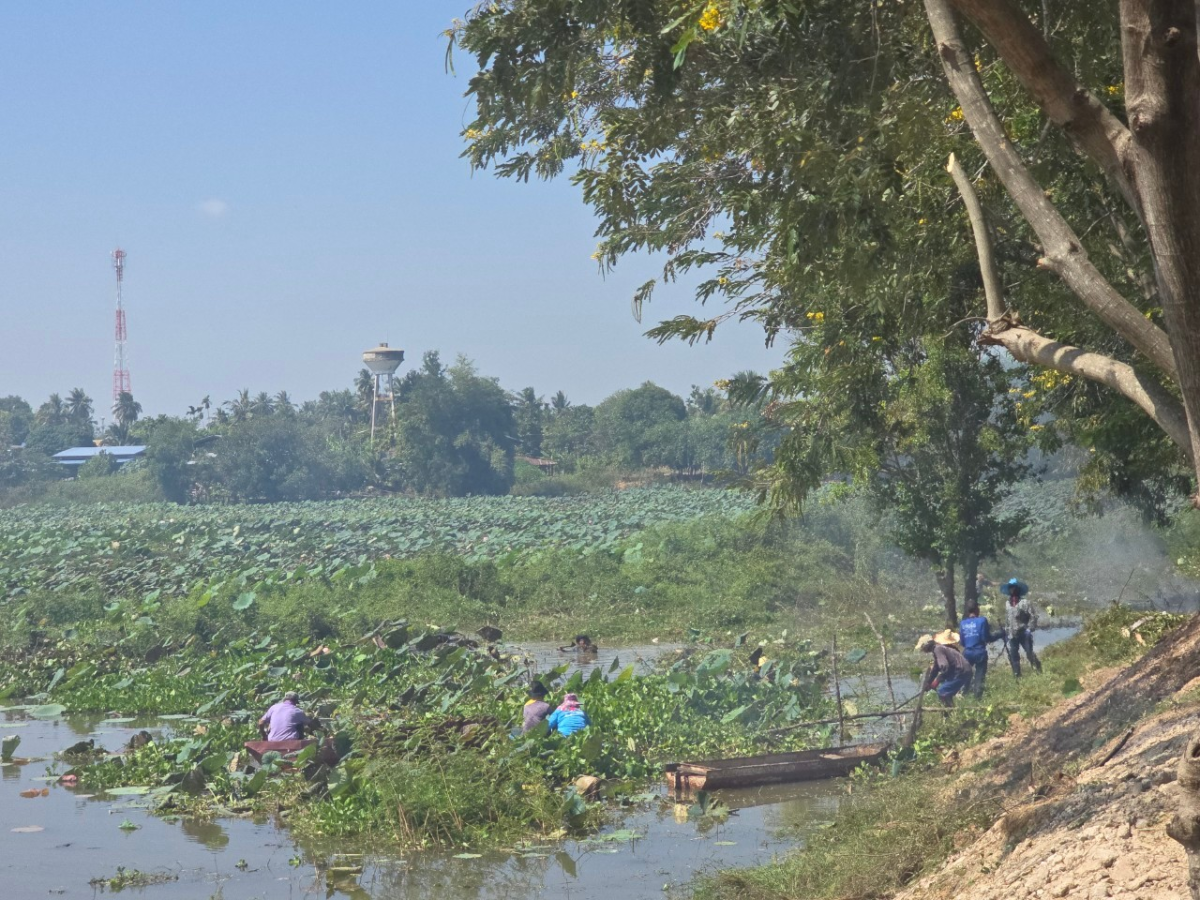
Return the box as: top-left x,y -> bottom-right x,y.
1,359 -> 771,508
693,607 -> 1190,900
0,487 -> 757,610
2,618 -> 831,850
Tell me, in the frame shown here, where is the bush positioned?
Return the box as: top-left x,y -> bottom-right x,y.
1083,604 -> 1189,664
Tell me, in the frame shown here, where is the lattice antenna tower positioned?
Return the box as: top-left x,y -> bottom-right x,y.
111,248 -> 131,400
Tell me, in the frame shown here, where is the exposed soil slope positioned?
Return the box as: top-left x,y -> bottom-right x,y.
897,618 -> 1200,900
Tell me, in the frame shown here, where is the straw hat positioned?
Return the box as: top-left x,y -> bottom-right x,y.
934,629 -> 961,648
914,634 -> 936,652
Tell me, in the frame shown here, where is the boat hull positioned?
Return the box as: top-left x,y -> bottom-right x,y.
665,742 -> 889,791
244,739 -> 339,766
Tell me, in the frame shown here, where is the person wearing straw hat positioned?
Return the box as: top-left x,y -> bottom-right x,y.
915,634 -> 972,707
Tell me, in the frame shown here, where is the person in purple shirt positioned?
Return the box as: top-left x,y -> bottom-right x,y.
522,681 -> 552,733
257,691 -> 318,741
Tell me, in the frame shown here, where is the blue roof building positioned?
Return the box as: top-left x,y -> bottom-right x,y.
53,446 -> 146,472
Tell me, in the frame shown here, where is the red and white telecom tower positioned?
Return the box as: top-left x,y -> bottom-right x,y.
111,248 -> 131,400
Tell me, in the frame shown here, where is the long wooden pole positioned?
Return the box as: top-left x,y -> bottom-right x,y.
831,634 -> 846,743
864,613 -> 897,711
766,708 -> 915,736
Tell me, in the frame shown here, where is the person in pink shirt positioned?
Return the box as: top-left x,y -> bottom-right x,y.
257,691 -> 318,741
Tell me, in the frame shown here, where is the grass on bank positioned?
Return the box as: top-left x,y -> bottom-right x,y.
693,606 -> 1188,900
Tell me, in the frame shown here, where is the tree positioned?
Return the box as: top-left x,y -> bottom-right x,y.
514,387 -> 545,457
111,392 -> 142,444
145,419 -> 200,503
0,396 -> 34,447
550,390 -> 571,413
452,1 -> 1047,617
543,403 -> 595,460
224,389 -> 253,423
205,416 -> 365,502
593,382 -> 686,468
65,388 -> 93,428
452,0 -> 1200,508
383,352 -> 517,497
36,394 -> 66,427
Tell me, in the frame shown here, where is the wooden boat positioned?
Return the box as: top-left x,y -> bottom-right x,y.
664,742 -> 890,791
244,738 -> 339,766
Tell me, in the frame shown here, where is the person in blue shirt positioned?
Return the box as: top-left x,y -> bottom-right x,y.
959,600 -> 1005,698
546,693 -> 591,736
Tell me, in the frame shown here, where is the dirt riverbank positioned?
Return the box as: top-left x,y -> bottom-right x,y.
895,618 -> 1200,900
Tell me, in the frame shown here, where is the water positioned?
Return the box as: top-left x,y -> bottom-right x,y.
1,628 -> 1080,899
0,710 -> 844,900
501,642 -> 684,681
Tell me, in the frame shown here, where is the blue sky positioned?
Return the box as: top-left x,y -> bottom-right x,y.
0,3 -> 782,419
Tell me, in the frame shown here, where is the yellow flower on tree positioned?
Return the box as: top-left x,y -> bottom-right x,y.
699,3 -> 724,32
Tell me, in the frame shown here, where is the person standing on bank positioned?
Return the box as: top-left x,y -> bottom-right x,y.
1003,578 -> 1042,676
959,600 -> 1005,698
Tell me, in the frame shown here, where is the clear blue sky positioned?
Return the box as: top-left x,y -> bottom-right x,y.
0,2 -> 782,419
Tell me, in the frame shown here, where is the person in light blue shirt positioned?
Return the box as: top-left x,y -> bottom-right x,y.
546,693 -> 591,736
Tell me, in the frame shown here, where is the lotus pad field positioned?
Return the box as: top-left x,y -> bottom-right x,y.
0,487 -> 755,601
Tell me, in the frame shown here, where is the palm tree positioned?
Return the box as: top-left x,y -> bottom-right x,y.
36,393 -> 66,426
224,389 -> 252,423
112,391 -> 142,441
274,390 -> 294,414
355,368 -> 374,411
252,391 -> 275,416
550,390 -> 571,413
187,395 -> 212,423
65,388 -> 93,425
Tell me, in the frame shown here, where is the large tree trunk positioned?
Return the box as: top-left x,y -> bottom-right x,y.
935,562 -> 958,629
962,554 -> 979,608
1168,736 -> 1200,900
1119,1 -> 1200,493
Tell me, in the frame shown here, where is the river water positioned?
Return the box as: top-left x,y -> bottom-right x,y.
0,711 -> 843,900
0,627 -> 1078,900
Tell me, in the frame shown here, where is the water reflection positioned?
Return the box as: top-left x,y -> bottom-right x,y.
181,816 -> 230,850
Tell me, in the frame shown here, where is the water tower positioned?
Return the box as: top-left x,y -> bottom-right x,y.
363,342 -> 405,442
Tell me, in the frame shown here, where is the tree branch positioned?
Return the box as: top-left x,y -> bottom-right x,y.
987,326 -> 1190,451
947,153 -> 1005,320
923,0 -> 1178,379
945,150 -> 1192,452
948,0 -> 1139,215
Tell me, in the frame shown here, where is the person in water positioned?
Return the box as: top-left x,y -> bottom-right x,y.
546,693 -> 591,736
915,634 -> 973,708
1003,578 -> 1042,676
522,681 -> 553,733
959,600 -> 1005,698
257,691 -> 319,741
559,634 -> 597,653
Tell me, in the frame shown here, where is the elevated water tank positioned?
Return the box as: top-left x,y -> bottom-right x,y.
363,342 -> 405,375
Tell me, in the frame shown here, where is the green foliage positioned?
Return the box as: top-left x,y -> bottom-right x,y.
77,452 -> 119,480
0,486 -> 755,604
1083,605 -> 1189,665
144,419 -> 200,503
2,616 -> 832,849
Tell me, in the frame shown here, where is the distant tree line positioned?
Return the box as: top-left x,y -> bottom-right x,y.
0,352 -> 773,504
